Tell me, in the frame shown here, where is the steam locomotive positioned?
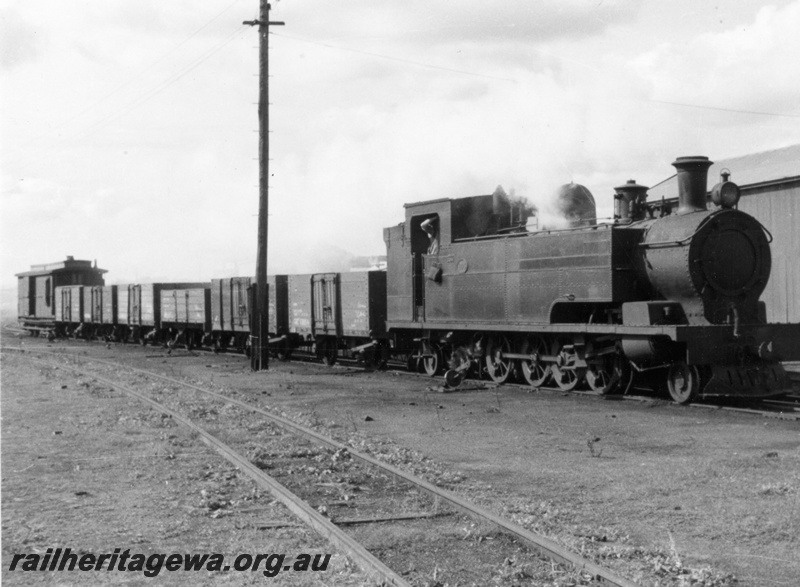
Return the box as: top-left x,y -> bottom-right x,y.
16,156 -> 800,403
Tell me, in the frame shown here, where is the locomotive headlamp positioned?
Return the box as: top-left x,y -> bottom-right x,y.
711,169 -> 741,209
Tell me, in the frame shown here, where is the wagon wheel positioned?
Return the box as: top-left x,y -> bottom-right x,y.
165,331 -> 178,350
276,338 -> 292,361
358,345 -> 377,368
319,338 -> 337,366
371,341 -> 389,370
422,341 -> 442,377
550,337 -> 586,391
586,348 -> 631,395
667,362 -> 701,404
519,336 -> 551,388
485,336 -> 513,384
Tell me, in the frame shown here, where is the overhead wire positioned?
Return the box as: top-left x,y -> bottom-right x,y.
68,25 -> 247,145
8,23 -> 248,171
273,32 -> 799,120
272,31 -> 519,84
14,0 -> 247,153
68,0 -> 246,124
8,9 -> 799,176
649,99 -> 800,119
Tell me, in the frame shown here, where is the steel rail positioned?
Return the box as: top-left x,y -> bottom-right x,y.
8,350 -> 411,587
4,347 -> 639,587
540,386 -> 800,421
386,361 -> 800,421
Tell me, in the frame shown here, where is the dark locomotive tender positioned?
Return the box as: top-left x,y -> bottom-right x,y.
385,156 -> 800,402
16,155 -> 800,403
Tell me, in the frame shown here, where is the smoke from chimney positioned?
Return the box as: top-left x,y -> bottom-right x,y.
492,185 -> 538,230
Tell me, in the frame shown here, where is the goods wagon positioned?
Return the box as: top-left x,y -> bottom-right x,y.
160,286 -> 211,349
80,285 -> 118,340
54,285 -> 84,337
286,271 -> 387,365
211,276 -> 253,353
117,283 -> 208,345
209,276 -> 290,354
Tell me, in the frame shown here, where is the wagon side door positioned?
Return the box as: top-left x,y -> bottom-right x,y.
19,276 -> 35,317
130,285 -> 142,326
92,286 -> 103,323
312,273 -> 340,336
60,287 -> 72,323
233,278 -> 249,329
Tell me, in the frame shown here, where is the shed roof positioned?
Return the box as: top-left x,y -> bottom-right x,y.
649,143 -> 800,201
15,257 -> 107,278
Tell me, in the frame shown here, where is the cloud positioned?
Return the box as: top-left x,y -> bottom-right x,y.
3,0 -> 799,295
282,0 -> 641,46
0,7 -> 42,70
632,2 -> 800,116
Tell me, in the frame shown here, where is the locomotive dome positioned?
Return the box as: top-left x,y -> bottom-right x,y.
555,183 -> 596,226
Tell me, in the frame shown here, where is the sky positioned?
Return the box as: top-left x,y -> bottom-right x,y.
2,0 -> 800,309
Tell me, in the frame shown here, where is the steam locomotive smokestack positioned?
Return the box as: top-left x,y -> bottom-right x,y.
672,156 -> 713,214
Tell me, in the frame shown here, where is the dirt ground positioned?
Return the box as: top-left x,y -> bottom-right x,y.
1,351 -> 371,586
2,340 -> 799,586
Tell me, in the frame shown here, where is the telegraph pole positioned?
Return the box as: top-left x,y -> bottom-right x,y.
245,2 -> 284,371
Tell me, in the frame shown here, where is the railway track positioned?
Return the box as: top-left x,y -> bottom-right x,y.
4,346 -> 638,587
176,339 -> 800,421
7,331 -> 800,421
563,388 -> 800,421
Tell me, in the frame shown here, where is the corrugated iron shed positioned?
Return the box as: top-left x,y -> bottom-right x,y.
649,144 -> 800,200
